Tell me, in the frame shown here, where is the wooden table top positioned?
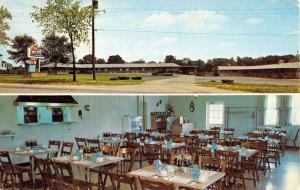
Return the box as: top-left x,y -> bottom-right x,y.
129,165 -> 225,190
8,148 -> 59,156
52,155 -> 124,169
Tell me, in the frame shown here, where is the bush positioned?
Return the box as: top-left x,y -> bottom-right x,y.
221,79 -> 234,84
110,77 -> 118,80
131,76 -> 142,80
118,76 -> 130,80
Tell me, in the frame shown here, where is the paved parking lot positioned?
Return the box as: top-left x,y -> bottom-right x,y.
0,74 -> 298,94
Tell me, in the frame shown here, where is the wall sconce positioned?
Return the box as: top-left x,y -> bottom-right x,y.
190,101 -> 195,112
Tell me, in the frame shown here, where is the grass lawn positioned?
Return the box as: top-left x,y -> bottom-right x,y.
196,82 -> 300,93
0,74 -> 146,86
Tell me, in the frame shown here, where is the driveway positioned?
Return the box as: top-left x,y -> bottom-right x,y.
0,75 -> 234,94
0,74 -> 298,94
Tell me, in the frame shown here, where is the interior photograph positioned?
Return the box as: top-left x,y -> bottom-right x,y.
0,95 -> 299,190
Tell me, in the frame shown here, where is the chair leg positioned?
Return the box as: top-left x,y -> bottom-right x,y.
252,172 -> 256,187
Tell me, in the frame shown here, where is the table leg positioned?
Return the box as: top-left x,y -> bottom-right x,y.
87,168 -> 90,182
31,156 -> 36,189
87,168 -> 91,190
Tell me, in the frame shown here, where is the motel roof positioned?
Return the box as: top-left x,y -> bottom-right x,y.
218,62 -> 300,71
41,62 -> 180,68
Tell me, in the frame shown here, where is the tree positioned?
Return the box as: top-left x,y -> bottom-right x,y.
131,59 -> 145,63
41,34 -> 72,64
107,55 -> 125,64
7,35 -> 36,69
31,0 -> 94,81
0,6 -> 12,45
96,58 -> 106,64
164,55 -> 177,63
78,54 -> 94,64
78,54 -> 106,64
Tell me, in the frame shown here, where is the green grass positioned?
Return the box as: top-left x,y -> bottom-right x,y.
0,74 -> 145,86
196,82 -> 300,93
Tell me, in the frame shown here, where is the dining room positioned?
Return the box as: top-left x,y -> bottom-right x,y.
0,95 -> 299,190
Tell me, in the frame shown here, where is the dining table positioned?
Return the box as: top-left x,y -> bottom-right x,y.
129,164 -> 225,190
205,144 -> 259,160
8,147 -> 59,188
52,154 -> 124,183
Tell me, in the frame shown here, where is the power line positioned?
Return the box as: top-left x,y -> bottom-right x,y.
97,28 -> 298,37
104,7 -> 298,12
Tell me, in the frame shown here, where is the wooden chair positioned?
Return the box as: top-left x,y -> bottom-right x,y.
240,142 -> 260,187
143,144 -> 162,165
189,148 -> 212,164
49,179 -> 79,190
61,142 -> 74,156
74,137 -> 86,150
186,136 -> 199,148
110,172 -> 137,190
215,150 -> 246,190
86,138 -> 101,153
190,130 -> 200,135
125,133 -> 136,142
199,157 -> 227,190
125,142 -> 147,168
0,151 -> 32,189
35,157 -> 54,189
109,147 -> 137,190
199,157 -> 227,172
92,145 -> 119,188
224,128 -> 235,139
51,160 -> 93,190
48,140 -> 61,158
170,152 -> 193,167
139,177 -> 175,190
210,127 -> 221,132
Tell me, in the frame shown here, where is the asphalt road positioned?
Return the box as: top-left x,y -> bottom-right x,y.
0,75 -> 298,94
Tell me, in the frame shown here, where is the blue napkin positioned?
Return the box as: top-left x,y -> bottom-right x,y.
192,165 -> 200,181
154,160 -> 160,173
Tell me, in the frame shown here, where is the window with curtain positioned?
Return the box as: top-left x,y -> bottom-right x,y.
206,102 -> 224,128
265,95 -> 278,125
291,95 -> 300,125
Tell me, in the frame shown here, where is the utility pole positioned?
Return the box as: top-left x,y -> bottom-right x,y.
92,0 -> 98,80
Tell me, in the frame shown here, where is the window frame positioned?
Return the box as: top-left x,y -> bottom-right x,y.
206,101 -> 225,129
264,95 -> 278,126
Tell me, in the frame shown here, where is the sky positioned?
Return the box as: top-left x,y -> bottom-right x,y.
0,0 -> 299,66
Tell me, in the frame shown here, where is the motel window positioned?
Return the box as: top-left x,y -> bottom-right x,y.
265,95 -> 278,125
291,95 -> 300,125
206,102 -> 225,128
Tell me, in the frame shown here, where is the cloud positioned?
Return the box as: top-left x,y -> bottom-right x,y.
244,17 -> 263,25
289,30 -> 298,35
219,41 -> 236,47
141,12 -> 177,28
141,10 -> 228,32
178,10 -> 228,32
162,37 -> 177,44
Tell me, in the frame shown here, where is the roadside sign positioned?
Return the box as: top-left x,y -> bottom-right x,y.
27,44 -> 43,59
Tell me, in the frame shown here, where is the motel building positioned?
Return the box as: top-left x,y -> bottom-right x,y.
41,62 -> 181,74
218,62 -> 300,79
0,54 -> 12,73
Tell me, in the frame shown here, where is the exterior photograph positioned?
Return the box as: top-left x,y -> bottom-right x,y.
0,0 -> 299,93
